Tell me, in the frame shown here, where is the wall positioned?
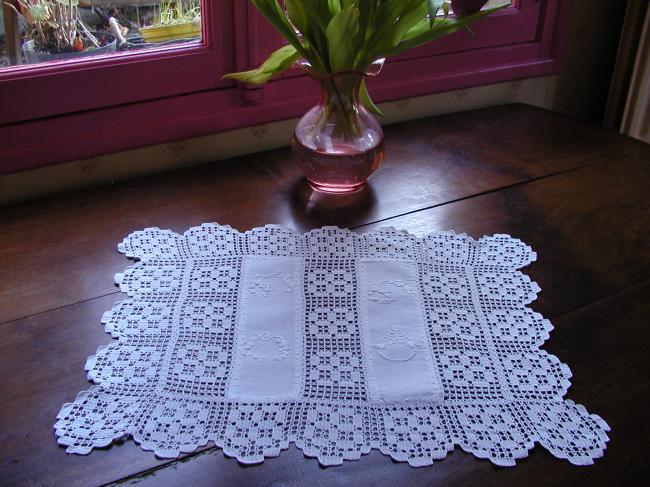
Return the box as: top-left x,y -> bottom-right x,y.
621,4 -> 650,143
548,0 -> 628,122
0,0 -> 627,206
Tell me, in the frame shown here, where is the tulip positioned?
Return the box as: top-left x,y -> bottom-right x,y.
451,0 -> 490,18
226,0 -> 508,115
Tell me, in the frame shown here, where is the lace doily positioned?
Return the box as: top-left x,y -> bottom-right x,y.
54,224 -> 609,467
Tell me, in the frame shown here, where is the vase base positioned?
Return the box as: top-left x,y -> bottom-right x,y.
307,180 -> 367,194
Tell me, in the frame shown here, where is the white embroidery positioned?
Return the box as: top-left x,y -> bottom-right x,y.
374,327 -> 422,362
241,332 -> 290,362
249,272 -> 295,296
368,279 -> 414,303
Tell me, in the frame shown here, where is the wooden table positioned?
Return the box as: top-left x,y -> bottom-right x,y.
1,104 -> 648,486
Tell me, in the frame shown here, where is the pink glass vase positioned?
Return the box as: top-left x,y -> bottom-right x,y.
292,61 -> 385,194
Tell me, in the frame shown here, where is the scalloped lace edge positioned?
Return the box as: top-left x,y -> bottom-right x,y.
54,224 -> 608,468
54,390 -> 610,467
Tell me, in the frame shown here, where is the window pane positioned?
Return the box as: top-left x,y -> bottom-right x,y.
485,0 -> 506,7
439,0 -> 517,16
1,0 -> 202,69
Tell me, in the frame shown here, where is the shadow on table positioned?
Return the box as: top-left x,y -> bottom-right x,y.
288,177 -> 378,229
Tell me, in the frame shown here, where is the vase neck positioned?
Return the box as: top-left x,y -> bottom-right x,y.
319,72 -> 363,111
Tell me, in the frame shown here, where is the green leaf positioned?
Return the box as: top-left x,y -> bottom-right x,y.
369,0 -> 427,60
285,0 -> 309,34
360,78 -> 384,117
357,0 -> 376,41
427,0 -> 445,26
387,1 -> 429,48
222,44 -> 299,84
251,0 -> 308,59
327,0 -> 342,17
243,0 -> 508,78
354,0 -> 378,68
325,5 -> 360,72
386,4 -> 507,56
402,15 -> 443,42
301,0 -> 333,32
28,4 -> 48,22
361,0 -> 424,65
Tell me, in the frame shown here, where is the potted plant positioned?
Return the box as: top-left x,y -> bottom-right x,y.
139,0 -> 201,43
226,0 -> 509,194
5,0 -> 116,63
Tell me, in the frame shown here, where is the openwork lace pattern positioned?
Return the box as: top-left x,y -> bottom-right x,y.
54,224 -> 609,467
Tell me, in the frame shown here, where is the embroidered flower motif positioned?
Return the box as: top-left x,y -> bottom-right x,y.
368,288 -> 393,303
249,272 -> 295,296
55,225 -> 610,467
241,332 -> 289,362
368,279 -> 415,304
374,327 -> 422,362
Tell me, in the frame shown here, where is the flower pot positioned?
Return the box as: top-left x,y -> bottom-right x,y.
139,22 -> 201,43
292,60 -> 385,194
22,33 -> 117,64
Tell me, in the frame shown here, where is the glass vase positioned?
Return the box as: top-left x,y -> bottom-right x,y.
292,61 -> 385,194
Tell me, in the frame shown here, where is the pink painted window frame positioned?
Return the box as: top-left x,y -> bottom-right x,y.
0,2 -> 237,125
0,0 -> 570,175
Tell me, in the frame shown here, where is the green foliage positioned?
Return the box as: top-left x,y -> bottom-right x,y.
326,5 -> 360,72
29,4 -> 49,22
284,0 -> 309,34
251,0 -> 312,62
5,0 -> 98,52
156,1 -> 201,26
426,0 -> 445,26
224,44 -> 300,84
360,78 -> 383,117
225,0 -> 510,115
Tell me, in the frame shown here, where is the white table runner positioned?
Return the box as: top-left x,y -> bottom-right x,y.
54,224 -> 609,466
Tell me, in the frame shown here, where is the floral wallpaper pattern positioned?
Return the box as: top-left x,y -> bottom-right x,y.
78,157 -> 103,177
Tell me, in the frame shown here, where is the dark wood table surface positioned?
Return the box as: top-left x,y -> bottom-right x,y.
1,104 -> 649,486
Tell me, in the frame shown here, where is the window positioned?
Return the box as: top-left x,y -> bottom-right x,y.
1,1 -> 232,125
0,1 -> 569,174
1,1 -> 203,69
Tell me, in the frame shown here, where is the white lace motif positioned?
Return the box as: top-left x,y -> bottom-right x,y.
54,225 -> 609,467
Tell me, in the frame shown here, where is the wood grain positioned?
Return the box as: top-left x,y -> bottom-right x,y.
0,295 -> 169,487
1,104 -> 649,486
1,104 -> 644,323
360,152 -> 650,318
